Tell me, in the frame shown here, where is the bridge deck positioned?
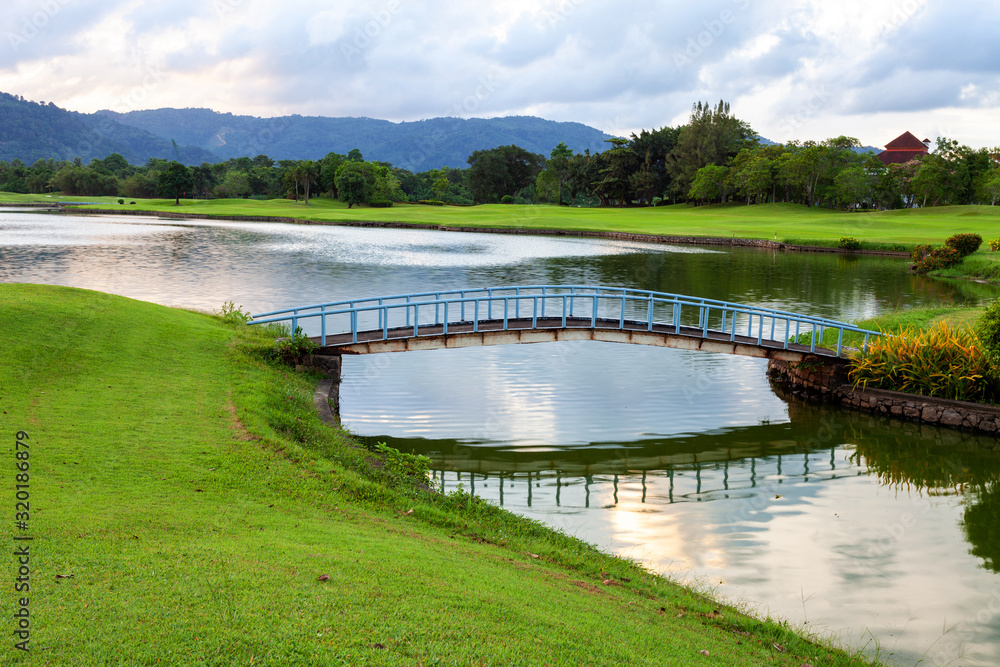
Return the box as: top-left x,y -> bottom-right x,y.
313,316 -> 837,357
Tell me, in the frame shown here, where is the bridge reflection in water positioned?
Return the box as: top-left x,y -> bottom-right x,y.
426,427 -> 865,510
370,393 -> 1000,579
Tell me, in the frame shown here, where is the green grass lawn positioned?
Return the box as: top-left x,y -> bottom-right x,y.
5,191 -> 1000,248
802,304 -> 988,353
1,284 -> 880,666
856,305 -> 985,332
932,252 -> 1000,283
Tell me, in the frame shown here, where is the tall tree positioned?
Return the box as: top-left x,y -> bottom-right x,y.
666,100 -> 757,199
157,161 -> 193,205
334,161 -> 377,208
295,160 -> 319,204
591,138 -> 638,206
545,142 -> 574,204
628,126 -> 680,203
687,165 -> 730,204
319,152 -> 347,197
466,145 -> 545,203
834,166 -> 872,211
191,163 -> 216,198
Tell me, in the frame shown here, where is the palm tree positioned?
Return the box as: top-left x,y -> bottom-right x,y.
298,161 -> 319,204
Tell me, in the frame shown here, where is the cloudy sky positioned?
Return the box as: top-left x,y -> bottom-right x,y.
3,0 -> 999,149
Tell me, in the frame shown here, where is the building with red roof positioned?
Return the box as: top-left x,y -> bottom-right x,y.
878,131 -> 930,166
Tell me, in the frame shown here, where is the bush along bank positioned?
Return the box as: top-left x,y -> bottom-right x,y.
769,301 -> 1000,435
912,232 -> 983,274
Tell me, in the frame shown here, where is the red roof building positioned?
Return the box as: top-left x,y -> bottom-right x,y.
878,131 -> 930,165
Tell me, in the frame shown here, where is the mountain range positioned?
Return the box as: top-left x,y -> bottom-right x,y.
0,92 -> 880,170
0,92 -> 613,170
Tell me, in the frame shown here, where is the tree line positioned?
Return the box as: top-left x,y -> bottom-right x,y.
2,100 -> 998,209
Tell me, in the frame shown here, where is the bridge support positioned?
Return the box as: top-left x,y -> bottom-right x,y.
308,354 -> 342,421
766,355 -> 850,400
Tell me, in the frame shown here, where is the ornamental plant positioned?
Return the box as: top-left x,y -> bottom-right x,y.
911,244 -> 933,262
988,238 -> 1000,252
849,322 -> 996,403
838,236 -> 861,250
945,233 -> 983,257
914,246 -> 961,274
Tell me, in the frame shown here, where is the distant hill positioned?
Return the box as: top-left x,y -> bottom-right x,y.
0,92 -> 216,165
0,91 -> 613,169
3,92 -> 878,171
94,108 -> 615,170
758,135 -> 881,154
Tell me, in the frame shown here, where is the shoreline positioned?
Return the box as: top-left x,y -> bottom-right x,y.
62,206 -> 914,257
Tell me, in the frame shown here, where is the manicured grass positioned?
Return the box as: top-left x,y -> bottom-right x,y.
855,305 -> 985,333
5,191 -> 1000,247
932,252 -> 1000,284
802,305 -> 987,352
801,305 -> 997,379
1,284 -> 880,666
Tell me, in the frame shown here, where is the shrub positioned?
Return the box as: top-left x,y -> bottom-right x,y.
500,194 -> 516,204
368,442 -> 431,489
118,198 -> 125,205
368,199 -> 393,208
274,326 -> 318,361
911,244 -> 933,262
849,322 -> 995,402
417,199 -> 445,206
945,233 -> 983,257
838,236 -> 861,250
914,246 -> 961,274
976,298 -> 1000,368
989,238 -> 1000,252
217,301 -> 251,326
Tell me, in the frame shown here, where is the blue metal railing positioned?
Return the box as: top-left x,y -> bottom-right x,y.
248,285 -> 882,357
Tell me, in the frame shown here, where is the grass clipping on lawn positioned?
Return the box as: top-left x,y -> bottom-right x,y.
0,284 -> 880,666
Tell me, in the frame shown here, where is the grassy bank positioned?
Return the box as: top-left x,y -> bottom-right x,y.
1,284 -> 879,665
855,305 -> 985,333
930,252 -> 1000,283
803,305 -> 985,351
5,191 -> 1000,248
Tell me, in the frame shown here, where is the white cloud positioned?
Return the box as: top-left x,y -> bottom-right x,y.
0,0 -> 997,149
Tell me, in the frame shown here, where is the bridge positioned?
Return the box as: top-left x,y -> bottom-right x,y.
249,285 -> 880,361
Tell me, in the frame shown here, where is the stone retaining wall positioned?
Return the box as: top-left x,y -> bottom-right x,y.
768,357 -> 1000,436
840,386 -> 1000,433
766,356 -> 851,398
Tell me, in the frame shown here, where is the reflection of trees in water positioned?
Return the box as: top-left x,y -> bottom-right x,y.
964,485 -> 1000,573
854,428 -> 1000,573
789,393 -> 1000,575
778,384 -> 1000,489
